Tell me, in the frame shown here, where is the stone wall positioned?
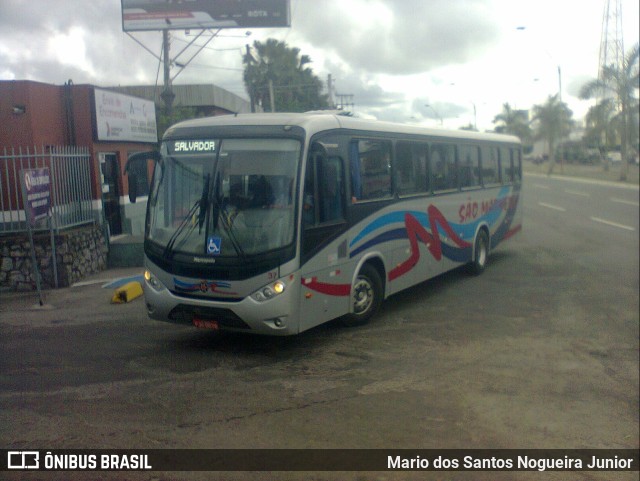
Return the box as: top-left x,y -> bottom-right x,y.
0,224 -> 107,291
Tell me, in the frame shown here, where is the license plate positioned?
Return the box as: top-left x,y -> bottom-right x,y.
193,318 -> 219,330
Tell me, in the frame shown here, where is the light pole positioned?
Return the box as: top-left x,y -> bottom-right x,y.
471,102 -> 477,131
516,26 -> 562,101
424,104 -> 443,126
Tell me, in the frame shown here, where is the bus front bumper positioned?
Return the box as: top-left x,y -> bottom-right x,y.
142,276 -> 300,336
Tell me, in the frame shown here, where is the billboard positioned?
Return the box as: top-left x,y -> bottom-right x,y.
121,0 -> 290,32
94,88 -> 158,143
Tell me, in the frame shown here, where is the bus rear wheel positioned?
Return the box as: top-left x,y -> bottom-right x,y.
342,264 -> 383,327
469,229 -> 489,275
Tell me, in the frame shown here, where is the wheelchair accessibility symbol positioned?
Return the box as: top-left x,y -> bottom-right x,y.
207,236 -> 221,255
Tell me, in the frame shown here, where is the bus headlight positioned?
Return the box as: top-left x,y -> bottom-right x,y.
251,280 -> 286,302
144,269 -> 165,292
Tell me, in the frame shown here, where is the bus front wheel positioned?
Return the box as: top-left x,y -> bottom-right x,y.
342,264 -> 383,327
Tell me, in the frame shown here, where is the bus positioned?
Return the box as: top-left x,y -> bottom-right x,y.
127,112 -> 522,335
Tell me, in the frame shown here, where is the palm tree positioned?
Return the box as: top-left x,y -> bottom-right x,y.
493,103 -> 533,146
243,39 -> 328,112
580,43 -> 639,181
583,100 -> 616,170
531,95 -> 574,175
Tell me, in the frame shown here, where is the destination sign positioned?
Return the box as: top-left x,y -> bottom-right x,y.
170,140 -> 217,154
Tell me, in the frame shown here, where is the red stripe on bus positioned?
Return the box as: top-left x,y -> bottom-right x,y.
389,207 -> 471,281
302,278 -> 351,296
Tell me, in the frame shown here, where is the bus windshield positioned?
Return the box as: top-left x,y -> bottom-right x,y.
147,138 -> 300,258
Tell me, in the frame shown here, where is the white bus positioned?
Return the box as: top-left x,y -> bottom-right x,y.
127,112 -> 522,335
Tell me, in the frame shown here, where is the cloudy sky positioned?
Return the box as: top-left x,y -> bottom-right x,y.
1,0 -> 638,131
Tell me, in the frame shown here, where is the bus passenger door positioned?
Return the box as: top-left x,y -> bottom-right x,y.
299,147 -> 351,331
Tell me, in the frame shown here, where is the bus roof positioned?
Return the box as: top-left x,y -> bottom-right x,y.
165,112 -> 521,145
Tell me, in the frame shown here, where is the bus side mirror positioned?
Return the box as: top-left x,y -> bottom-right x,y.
310,141 -> 328,158
125,151 -> 161,203
128,177 -> 138,203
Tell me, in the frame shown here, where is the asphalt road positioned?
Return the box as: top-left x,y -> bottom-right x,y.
0,174 -> 638,481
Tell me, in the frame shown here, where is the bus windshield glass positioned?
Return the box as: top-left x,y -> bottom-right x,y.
147,138 -> 300,258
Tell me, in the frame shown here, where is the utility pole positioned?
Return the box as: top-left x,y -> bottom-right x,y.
246,44 -> 256,112
268,79 -> 276,112
327,74 -> 336,108
160,29 -> 175,117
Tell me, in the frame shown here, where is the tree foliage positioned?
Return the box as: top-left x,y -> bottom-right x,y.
531,95 -> 574,175
243,39 -> 329,113
493,103 -> 533,148
580,43 -> 639,180
156,106 -> 202,144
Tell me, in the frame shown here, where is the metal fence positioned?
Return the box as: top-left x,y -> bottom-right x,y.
0,146 -> 94,234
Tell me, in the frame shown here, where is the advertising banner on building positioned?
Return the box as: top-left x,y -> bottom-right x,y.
20,167 -> 55,302
22,168 -> 51,226
94,88 -> 157,143
121,0 -> 290,31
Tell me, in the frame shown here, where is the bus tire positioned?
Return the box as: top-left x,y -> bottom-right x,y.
342,264 -> 383,327
469,229 -> 489,275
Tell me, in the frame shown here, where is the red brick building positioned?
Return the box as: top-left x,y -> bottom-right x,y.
1,80 -> 252,238
1,80 -> 158,237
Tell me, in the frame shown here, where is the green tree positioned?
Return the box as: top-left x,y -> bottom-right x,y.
531,95 -> 574,175
579,43 -> 639,181
492,103 -> 533,146
243,39 -> 329,112
459,123 -> 477,131
583,100 -> 617,170
156,106 -> 202,144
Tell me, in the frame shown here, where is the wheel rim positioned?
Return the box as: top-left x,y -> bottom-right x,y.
477,235 -> 487,267
352,277 -> 374,315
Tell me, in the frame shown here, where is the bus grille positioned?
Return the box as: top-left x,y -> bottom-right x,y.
168,304 -> 251,330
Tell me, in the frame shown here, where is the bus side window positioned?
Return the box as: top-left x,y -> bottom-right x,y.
304,151 -> 345,228
459,145 -> 480,189
350,139 -> 392,202
431,143 -> 457,192
481,146 -> 501,185
500,147 -> 513,183
512,148 -> 522,182
319,157 -> 344,223
396,142 -> 429,195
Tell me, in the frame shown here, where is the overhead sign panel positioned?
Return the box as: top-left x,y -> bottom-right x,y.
94,88 -> 158,143
121,0 -> 290,31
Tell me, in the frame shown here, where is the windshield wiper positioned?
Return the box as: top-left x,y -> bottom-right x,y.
163,174 -> 210,259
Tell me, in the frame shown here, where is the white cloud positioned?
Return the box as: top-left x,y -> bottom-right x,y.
48,27 -> 95,76
0,0 -> 638,130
